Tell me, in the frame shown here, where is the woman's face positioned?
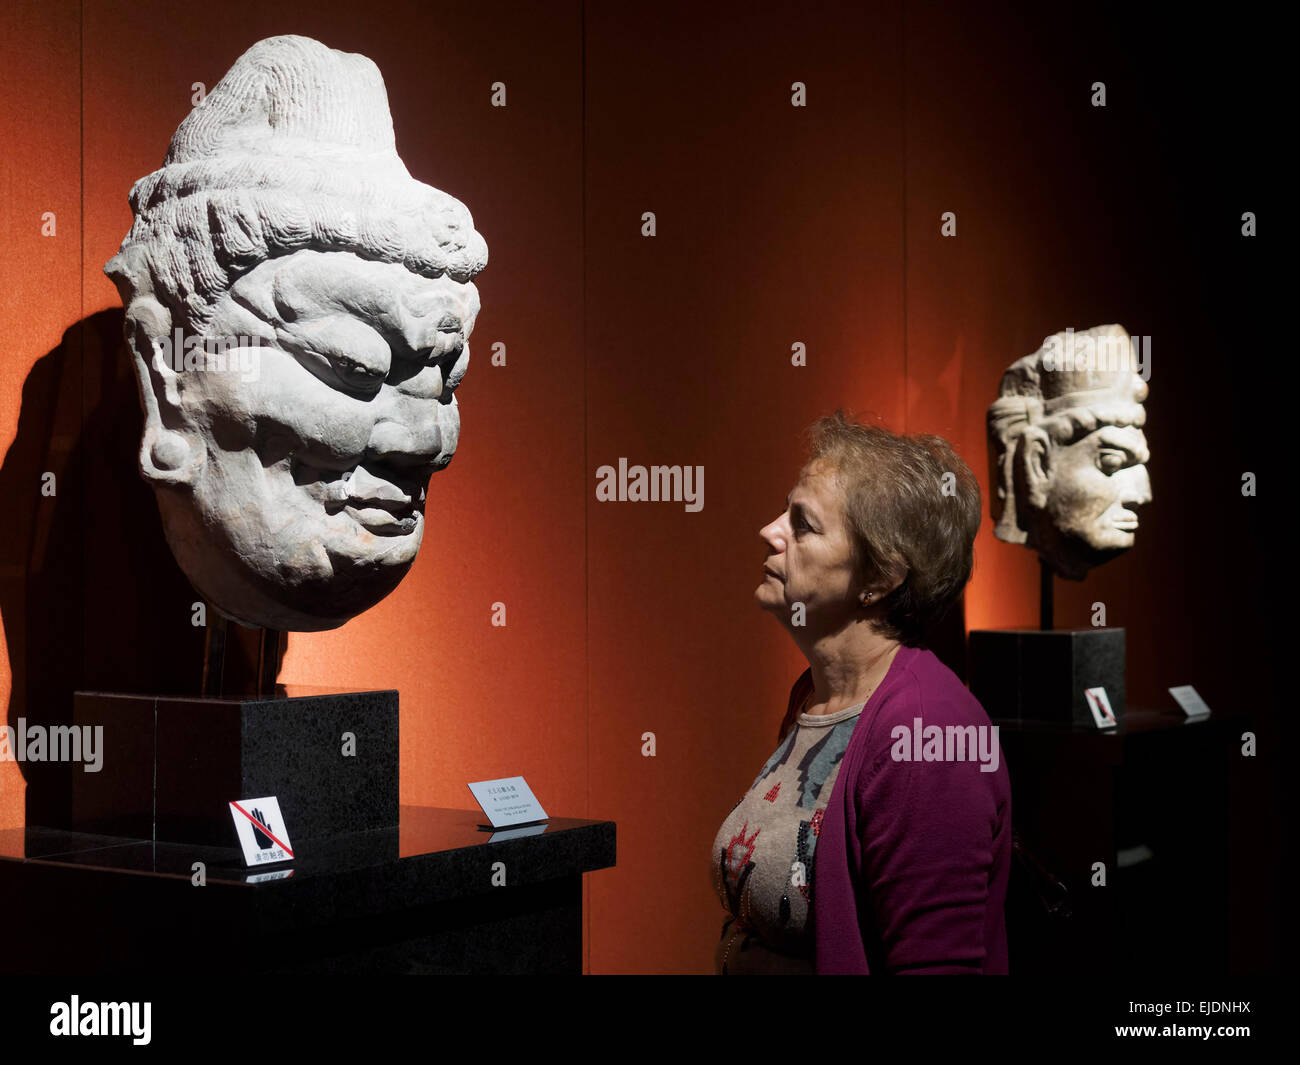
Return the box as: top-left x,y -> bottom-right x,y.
755,458 -> 860,628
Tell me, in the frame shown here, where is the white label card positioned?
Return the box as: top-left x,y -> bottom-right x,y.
1168,685 -> 1212,718
1084,687 -> 1118,729
467,776 -> 548,828
229,796 -> 294,867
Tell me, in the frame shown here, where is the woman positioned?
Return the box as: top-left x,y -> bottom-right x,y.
712,410 -> 1011,974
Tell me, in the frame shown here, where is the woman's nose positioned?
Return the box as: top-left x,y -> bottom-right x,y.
760,516 -> 787,547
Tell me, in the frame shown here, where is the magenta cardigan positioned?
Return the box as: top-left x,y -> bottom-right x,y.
808,645 -> 1012,974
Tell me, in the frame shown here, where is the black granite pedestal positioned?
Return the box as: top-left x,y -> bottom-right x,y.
968,627 -> 1125,725
0,806 -> 616,974
999,708 -> 1245,976
69,687 -> 398,845
8,686 -> 617,973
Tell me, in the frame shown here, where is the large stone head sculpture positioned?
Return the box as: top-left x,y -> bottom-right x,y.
987,325 -> 1151,580
105,35 -> 487,631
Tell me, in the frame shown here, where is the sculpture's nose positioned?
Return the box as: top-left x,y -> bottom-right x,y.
1121,465 -> 1152,507
365,417 -> 443,466
428,315 -> 464,363
399,314 -> 464,370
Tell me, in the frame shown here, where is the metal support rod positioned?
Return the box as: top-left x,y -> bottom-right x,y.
256,627 -> 284,696
201,608 -> 228,697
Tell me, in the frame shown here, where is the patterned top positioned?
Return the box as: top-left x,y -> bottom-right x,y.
711,700 -> 865,974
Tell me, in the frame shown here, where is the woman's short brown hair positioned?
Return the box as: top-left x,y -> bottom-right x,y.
804,410 -> 981,645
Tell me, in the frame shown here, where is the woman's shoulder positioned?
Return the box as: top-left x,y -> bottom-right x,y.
849,645 -> 1009,808
865,645 -> 995,736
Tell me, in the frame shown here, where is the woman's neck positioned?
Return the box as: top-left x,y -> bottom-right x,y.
803,631 -> 902,716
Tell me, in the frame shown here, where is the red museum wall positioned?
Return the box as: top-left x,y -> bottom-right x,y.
0,0 -> 1274,973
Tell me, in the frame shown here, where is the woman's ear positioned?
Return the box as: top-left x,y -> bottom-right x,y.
859,564 -> 905,606
123,297 -> 203,488
866,576 -> 906,604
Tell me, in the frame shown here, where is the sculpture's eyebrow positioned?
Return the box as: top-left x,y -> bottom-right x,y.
333,282 -> 449,359
1096,425 -> 1149,464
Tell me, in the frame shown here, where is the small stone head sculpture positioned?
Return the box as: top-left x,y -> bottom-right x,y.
104,35 -> 487,630
987,325 -> 1151,580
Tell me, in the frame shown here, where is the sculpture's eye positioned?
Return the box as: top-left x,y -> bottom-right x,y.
1097,449 -> 1127,475
331,354 -> 386,391
282,330 -> 391,397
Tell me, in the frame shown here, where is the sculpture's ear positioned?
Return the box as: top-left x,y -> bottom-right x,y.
120,295 -> 204,488
989,426 -> 1024,544
1019,426 -> 1052,510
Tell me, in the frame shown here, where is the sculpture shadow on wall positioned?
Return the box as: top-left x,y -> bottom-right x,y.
1,309 -> 281,831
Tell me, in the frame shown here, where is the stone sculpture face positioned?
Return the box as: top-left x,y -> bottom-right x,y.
104,35 -> 487,630
987,325 -> 1151,581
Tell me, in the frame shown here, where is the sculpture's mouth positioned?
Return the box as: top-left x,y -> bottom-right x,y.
297,456 -> 432,536
343,502 -> 418,536
1111,510 -> 1139,532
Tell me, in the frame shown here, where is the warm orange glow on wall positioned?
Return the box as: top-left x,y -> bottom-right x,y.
1,0 -> 1272,975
